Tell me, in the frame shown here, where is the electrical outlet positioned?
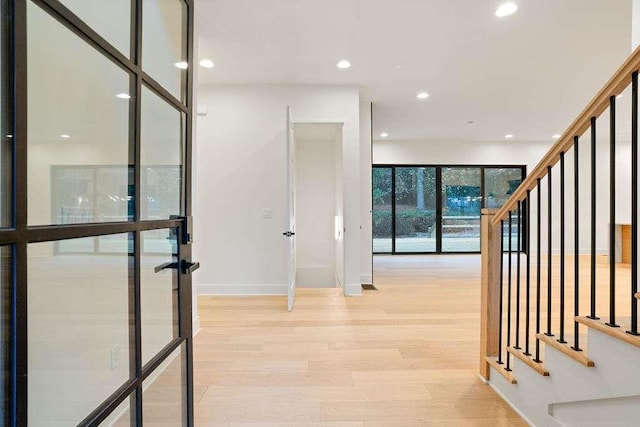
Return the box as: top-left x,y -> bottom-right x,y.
110,345 -> 121,371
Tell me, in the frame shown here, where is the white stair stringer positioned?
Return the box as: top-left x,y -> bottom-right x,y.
488,328 -> 640,426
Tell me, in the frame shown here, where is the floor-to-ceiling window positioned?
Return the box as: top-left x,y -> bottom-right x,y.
1,0 -> 196,425
373,165 -> 525,254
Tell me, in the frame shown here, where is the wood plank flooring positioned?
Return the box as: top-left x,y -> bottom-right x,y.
193,255 -> 527,426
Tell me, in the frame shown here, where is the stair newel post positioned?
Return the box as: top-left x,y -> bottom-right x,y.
480,208 -> 502,380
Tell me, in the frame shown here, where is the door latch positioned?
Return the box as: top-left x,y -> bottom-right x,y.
170,215 -> 193,244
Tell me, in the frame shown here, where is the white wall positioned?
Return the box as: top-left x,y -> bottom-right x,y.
295,128 -> 341,288
374,138 -> 633,254
359,102 -> 373,284
195,85 -> 362,296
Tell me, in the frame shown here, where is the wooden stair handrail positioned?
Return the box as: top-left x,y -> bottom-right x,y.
492,44 -> 640,226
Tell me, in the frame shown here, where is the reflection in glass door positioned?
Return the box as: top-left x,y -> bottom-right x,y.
1,0 -> 196,425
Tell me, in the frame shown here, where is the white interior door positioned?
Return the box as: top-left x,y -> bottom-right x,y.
286,106 -> 296,311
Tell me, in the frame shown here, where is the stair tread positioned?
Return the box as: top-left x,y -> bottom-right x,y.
536,333 -> 595,367
485,357 -> 517,384
576,316 -> 640,349
507,347 -> 549,376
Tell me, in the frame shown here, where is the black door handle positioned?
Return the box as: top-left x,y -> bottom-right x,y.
154,260 -> 200,274
154,262 -> 179,273
283,231 -> 295,237
181,260 -> 200,274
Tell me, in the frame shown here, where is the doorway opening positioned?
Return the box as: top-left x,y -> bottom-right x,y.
293,123 -> 345,288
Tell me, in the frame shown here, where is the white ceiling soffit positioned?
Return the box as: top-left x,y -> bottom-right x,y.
195,0 -> 633,142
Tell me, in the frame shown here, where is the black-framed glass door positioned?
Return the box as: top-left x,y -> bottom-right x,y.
1,0 -> 196,425
373,164 -> 526,254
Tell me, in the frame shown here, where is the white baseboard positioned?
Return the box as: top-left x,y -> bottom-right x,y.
192,315 -> 201,336
198,283 -> 287,296
345,283 -> 363,296
360,273 -> 372,285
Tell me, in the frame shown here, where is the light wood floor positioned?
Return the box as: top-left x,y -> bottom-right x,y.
193,255 -> 527,426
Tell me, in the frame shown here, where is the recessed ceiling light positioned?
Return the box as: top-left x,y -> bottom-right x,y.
199,59 -> 214,68
336,60 -> 351,69
496,2 -> 518,18
380,133 -> 389,138
60,134 -> 71,139
416,92 -> 430,100
505,134 -> 514,139
115,93 -> 131,99
174,61 -> 188,70
553,134 -> 561,139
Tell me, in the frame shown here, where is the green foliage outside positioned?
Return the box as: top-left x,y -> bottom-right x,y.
373,208 -> 436,237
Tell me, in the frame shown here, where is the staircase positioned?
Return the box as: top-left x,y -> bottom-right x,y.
490,321 -> 640,426
480,45 -> 640,426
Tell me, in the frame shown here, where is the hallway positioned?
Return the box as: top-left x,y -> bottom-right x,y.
193,256 -> 526,425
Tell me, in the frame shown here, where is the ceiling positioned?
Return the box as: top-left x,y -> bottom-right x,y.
195,0 -> 633,142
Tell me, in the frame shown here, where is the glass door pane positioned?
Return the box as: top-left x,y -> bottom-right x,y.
141,228 -> 179,366
142,343 -> 187,425
441,167 -> 481,252
484,167 -> 524,249
27,2 -> 131,226
372,167 -> 392,253
140,87 -> 183,220
484,168 -> 523,209
28,235 -> 132,425
395,167 -> 436,253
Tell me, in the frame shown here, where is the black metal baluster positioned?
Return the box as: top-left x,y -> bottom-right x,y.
506,211 -> 513,371
559,152 -> 567,343
607,96 -> 620,328
573,136 -> 583,351
546,167 -> 554,336
535,179 -> 543,362
629,72 -> 640,336
525,190 -> 532,356
588,117 -> 599,320
515,202 -> 522,350
498,220 -> 505,363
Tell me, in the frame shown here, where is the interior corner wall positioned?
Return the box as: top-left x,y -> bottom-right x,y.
194,85 -> 361,296
373,139 -> 632,254
295,135 -> 337,288
359,102 -> 373,285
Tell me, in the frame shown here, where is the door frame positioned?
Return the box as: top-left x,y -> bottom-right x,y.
372,164 -> 527,255
1,0 -> 196,425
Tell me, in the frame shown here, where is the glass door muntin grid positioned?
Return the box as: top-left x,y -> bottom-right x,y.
2,0 -> 195,425
373,164 -> 526,255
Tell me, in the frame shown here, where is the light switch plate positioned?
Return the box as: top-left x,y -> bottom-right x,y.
261,208 -> 273,219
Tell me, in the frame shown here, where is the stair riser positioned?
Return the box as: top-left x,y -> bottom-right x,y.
489,327 -> 640,426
